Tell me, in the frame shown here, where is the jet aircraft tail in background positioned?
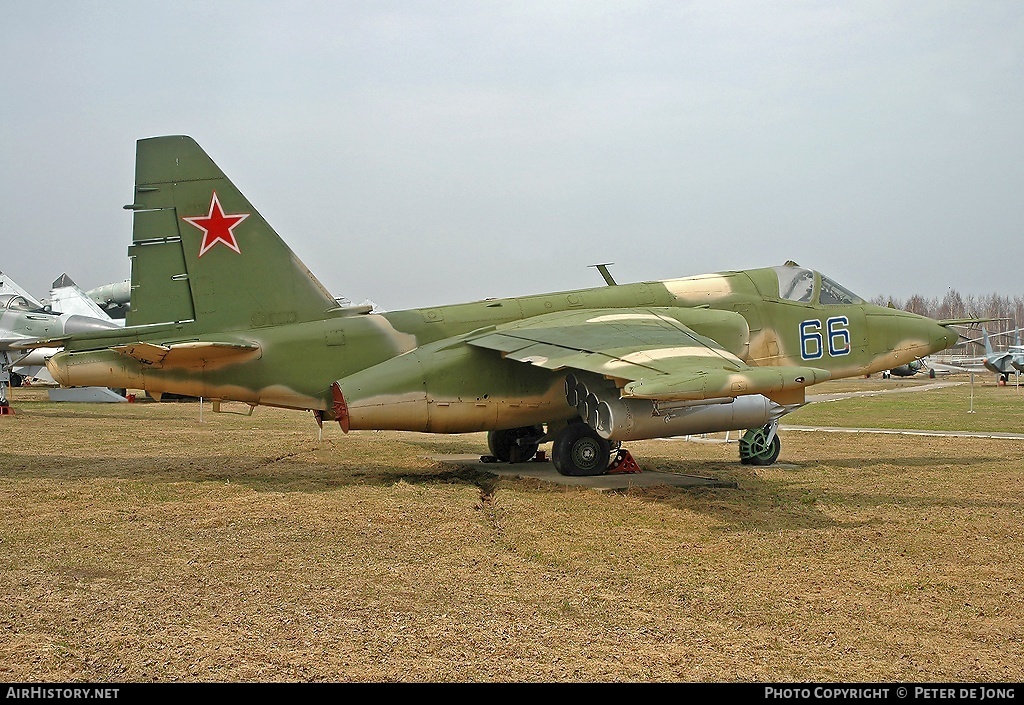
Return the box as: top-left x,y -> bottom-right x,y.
48,274 -> 123,324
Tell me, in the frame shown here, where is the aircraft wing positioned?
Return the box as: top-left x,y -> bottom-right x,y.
466,308 -> 829,403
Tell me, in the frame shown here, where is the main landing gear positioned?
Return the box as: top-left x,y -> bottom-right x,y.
486,425 -> 544,464
485,421 -> 621,477
486,417 -> 785,477
551,421 -> 614,476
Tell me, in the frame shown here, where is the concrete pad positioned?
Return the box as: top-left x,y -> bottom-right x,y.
428,454 -> 736,491
48,387 -> 127,403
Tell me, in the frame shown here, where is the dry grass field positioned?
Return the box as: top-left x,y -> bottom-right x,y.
1,377 -> 1022,683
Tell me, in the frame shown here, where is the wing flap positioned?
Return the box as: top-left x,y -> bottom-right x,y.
471,332 -> 617,371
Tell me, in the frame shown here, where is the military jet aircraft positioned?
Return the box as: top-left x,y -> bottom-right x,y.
1,272 -> 122,407
29,135 -> 965,473
980,326 -> 1024,383
881,359 -> 930,378
881,355 -> 974,378
16,274 -> 127,385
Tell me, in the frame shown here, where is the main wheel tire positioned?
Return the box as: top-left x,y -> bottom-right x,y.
739,427 -> 781,466
552,423 -> 612,476
487,425 -> 543,463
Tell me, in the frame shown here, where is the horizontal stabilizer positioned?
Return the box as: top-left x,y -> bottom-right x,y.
112,341 -> 260,369
2,337 -> 32,350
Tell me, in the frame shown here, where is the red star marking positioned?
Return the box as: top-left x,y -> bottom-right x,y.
182,192 -> 250,257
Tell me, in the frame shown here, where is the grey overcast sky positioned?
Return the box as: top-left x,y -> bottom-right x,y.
2,1 -> 1022,312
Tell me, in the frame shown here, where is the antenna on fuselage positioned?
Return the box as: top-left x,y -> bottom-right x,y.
589,263 -> 617,286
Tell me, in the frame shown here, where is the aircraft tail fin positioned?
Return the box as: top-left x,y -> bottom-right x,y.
981,326 -> 995,356
48,274 -> 115,321
124,135 -> 338,331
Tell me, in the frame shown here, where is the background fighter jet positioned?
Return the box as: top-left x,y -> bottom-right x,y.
979,326 -> 1024,383
0,272 -> 122,407
16,274 -> 127,386
880,353 -> 985,378
34,136 -> 964,473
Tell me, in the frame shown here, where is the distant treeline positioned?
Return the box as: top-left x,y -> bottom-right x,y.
869,290 -> 1024,353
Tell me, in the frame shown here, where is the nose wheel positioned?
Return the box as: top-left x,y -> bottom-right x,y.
739,422 -> 781,466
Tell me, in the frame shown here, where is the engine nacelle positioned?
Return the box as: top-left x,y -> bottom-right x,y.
336,340 -> 567,433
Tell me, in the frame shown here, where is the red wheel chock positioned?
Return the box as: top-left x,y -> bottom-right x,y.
0,404 -> 14,416
607,449 -> 641,474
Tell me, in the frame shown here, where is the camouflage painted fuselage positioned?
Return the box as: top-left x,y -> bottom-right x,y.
49,266 -> 955,434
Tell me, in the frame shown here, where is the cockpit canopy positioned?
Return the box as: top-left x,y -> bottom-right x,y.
772,264 -> 863,305
0,294 -> 45,313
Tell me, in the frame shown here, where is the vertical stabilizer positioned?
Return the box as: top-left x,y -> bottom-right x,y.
48,274 -> 116,321
124,135 -> 337,331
